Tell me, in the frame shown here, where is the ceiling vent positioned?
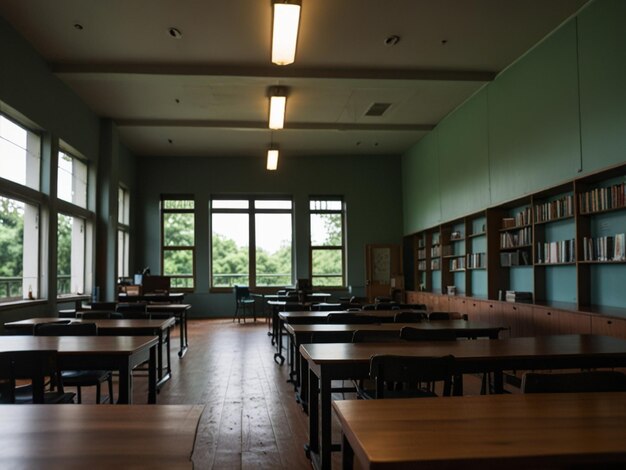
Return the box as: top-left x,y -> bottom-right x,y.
364,102 -> 392,117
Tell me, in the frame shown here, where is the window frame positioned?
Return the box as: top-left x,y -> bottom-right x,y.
308,196 -> 347,289
117,185 -> 130,279
160,195 -> 196,292
210,195 -> 295,291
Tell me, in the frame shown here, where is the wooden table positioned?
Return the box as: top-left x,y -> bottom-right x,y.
333,393 -> 626,469
287,320 -> 504,412
4,317 -> 175,389
0,404 -> 203,469
0,335 -> 158,404
300,334 -> 626,470
146,303 -> 191,357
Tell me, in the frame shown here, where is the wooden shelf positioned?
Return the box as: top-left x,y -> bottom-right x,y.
533,214 -> 574,225
499,224 -> 531,232
535,262 -> 576,267
578,260 -> 626,265
579,205 -> 626,217
468,231 -> 486,238
500,245 -> 532,251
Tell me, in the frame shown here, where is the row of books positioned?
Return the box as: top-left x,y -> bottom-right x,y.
418,260 -> 427,270
431,259 -> 440,270
466,252 -> 486,269
582,233 -> 626,261
536,239 -> 575,264
417,239 -> 425,248
417,248 -> 426,259
505,290 -> 533,303
579,182 -> 626,214
449,257 -> 465,271
500,227 -> 532,248
500,250 -> 531,267
534,194 -> 574,223
431,245 -> 440,257
502,207 -> 532,229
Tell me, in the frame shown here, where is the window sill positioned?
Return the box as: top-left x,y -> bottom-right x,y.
0,298 -> 49,311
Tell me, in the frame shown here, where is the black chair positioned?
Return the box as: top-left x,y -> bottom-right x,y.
327,313 -> 378,324
116,302 -> 149,319
351,329 -> 403,343
375,302 -> 398,310
368,354 -> 456,399
310,331 -> 354,344
0,350 -> 75,404
34,322 -> 114,404
91,301 -> 118,311
394,311 -> 427,323
361,304 -> 376,311
400,326 -> 457,342
234,285 -> 256,322
429,311 -> 468,321
282,302 -> 310,312
81,311 -> 123,320
397,303 -> 428,311
522,371 -> 626,393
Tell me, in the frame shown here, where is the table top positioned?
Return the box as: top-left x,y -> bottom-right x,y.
279,309 -> 419,320
0,404 -> 203,469
4,317 -> 175,330
0,335 -> 158,355
145,303 -> 191,312
333,393 -> 626,469
300,334 -> 626,365
285,320 -> 497,335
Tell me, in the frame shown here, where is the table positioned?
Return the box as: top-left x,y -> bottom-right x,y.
287,320 -> 503,411
0,404 -> 204,468
4,317 -> 175,389
0,335 -> 158,404
146,303 -> 191,357
333,393 -> 626,469
118,292 -> 185,303
300,334 -> 626,470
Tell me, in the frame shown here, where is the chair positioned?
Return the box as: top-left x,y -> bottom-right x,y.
351,329 -> 403,343
0,350 -> 75,404
361,304 -> 376,311
521,371 -> 626,393
375,302 -> 398,310
368,354 -> 456,399
81,311 -> 123,320
429,311 -> 468,321
91,301 -> 118,311
397,303 -> 428,311
116,302 -> 149,319
394,311 -> 427,323
400,326 -> 457,342
34,322 -> 114,404
327,313 -> 378,324
234,285 -> 256,323
310,331 -> 354,344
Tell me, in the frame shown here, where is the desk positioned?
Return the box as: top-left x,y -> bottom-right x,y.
301,334 -> 626,470
118,292 -> 185,303
146,303 -> 191,357
0,404 -> 203,468
4,317 -> 175,389
0,335 -> 158,404
334,393 -> 626,469
287,320 -> 503,411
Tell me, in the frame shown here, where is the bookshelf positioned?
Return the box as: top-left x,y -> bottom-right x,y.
406,161 -> 626,319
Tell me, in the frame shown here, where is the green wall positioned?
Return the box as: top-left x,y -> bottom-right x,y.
135,154 -> 403,317
402,0 -> 625,233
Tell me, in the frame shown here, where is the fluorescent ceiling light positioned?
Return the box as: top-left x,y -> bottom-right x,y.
272,1 -> 301,66
267,148 -> 279,170
269,95 -> 286,129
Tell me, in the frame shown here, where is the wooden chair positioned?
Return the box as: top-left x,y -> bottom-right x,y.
522,371 -> 626,393
0,350 -> 75,404
34,323 -> 114,404
233,285 -> 256,322
393,311 -> 427,323
400,326 -> 457,342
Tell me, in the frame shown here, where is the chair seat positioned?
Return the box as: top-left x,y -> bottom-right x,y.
61,369 -> 111,385
14,384 -> 75,404
356,384 -> 438,400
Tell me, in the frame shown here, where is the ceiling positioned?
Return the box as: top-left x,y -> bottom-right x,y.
0,0 -> 590,159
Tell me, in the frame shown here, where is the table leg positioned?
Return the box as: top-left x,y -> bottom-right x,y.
148,344 -> 157,404
156,329 -> 172,390
342,433 -> 354,470
118,359 -> 132,404
306,367 -> 319,457
274,317 -> 285,365
178,311 -> 188,357
319,371 -> 332,470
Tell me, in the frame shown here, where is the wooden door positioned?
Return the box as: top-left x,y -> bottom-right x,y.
365,244 -> 400,302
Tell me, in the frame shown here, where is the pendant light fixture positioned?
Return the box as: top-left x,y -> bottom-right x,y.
271,1 -> 302,65
268,86 -> 288,129
267,146 -> 279,170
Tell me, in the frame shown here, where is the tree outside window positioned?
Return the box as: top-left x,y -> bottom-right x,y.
161,197 -> 195,290
310,198 -> 346,287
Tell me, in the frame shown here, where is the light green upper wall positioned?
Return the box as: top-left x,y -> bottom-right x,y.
402,0 -> 624,234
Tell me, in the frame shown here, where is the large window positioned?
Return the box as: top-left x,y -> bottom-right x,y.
0,114 -> 41,302
211,197 -> 293,288
309,197 -> 346,287
58,150 -> 87,207
161,197 -> 195,290
117,186 -> 130,278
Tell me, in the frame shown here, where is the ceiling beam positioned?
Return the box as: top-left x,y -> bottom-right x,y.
115,119 -> 435,132
52,63 -> 495,82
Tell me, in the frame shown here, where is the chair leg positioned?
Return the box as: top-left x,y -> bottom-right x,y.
77,386 -> 82,404
108,375 -> 114,404
96,382 -> 101,404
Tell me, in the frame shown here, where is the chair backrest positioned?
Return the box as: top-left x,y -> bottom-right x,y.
310,331 -> 354,343
521,371 -> 626,394
361,304 -> 376,311
312,303 -> 342,311
375,302 -> 397,310
352,329 -> 403,343
1,350 -> 65,403
400,326 -> 457,342
0,352 -> 16,404
282,302 -> 309,312
116,302 -> 148,314
81,311 -> 123,320
394,311 -> 427,323
327,313 -> 378,324
91,301 -> 118,311
369,354 -> 455,399
429,311 -> 468,321
35,322 -> 98,336
234,285 -> 251,301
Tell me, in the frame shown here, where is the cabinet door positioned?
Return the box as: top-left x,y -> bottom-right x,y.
449,296 -> 468,316
507,303 -> 534,337
559,311 -> 591,335
591,316 -> 626,339
435,295 -> 450,312
466,299 -> 484,322
532,307 -> 561,336
481,301 -> 508,338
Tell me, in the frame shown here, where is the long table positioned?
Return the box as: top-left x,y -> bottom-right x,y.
0,335 -> 158,404
300,334 -> 626,470
145,303 -> 191,357
334,393 -> 626,469
287,320 -> 504,411
4,317 -> 175,389
0,404 -> 204,468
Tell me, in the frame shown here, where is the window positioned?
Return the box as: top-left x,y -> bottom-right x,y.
309,198 -> 346,287
211,197 -> 293,288
0,113 -> 41,302
117,186 -> 130,278
57,213 -> 85,295
161,197 -> 195,290
58,150 -> 87,208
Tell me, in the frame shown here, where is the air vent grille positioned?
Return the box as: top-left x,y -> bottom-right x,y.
365,102 -> 392,117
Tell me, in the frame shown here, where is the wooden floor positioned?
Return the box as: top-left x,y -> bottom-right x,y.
84,318 -> 492,469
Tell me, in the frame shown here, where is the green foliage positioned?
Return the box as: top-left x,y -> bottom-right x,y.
0,197 -> 24,277
164,212 -> 194,246
57,214 -> 71,276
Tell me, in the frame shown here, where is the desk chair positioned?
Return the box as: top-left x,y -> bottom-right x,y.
393,311 -> 427,323
116,302 -> 148,319
0,350 -> 75,404
234,285 -> 256,323
34,323 -> 114,404
522,371 -> 626,393
429,311 -> 468,321
369,354 -> 455,399
91,301 -> 118,311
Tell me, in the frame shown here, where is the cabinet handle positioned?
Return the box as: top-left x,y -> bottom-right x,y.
547,312 -> 551,316
608,321 -> 613,325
